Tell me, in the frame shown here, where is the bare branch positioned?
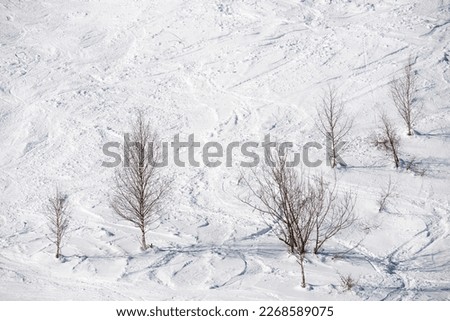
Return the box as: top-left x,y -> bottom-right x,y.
390,56 -> 422,136
111,110 -> 171,250
377,176 -> 396,212
339,273 -> 358,291
378,113 -> 401,168
46,188 -> 70,259
316,86 -> 353,168
239,148 -> 356,287
312,176 -> 356,254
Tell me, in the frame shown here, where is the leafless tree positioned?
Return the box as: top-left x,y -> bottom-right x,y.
390,56 -> 421,136
376,113 -> 401,168
377,176 -> 396,212
46,189 -> 69,259
240,150 -> 356,287
310,176 -> 356,254
316,86 -> 353,168
111,110 -> 171,250
239,153 -> 314,287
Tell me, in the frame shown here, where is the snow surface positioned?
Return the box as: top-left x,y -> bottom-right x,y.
0,0 -> 449,300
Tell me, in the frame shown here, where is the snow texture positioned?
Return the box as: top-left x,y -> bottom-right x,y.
0,0 -> 449,300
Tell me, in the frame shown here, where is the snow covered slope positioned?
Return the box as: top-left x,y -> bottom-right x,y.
0,0 -> 449,300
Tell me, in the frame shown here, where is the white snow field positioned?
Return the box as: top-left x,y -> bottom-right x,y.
0,0 -> 449,300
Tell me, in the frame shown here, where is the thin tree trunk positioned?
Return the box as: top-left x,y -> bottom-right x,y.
299,254 -> 306,288
314,222 -> 319,254
331,138 -> 337,168
394,152 -> 399,168
141,229 -> 147,250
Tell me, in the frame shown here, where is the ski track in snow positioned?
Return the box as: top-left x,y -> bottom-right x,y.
0,0 -> 449,300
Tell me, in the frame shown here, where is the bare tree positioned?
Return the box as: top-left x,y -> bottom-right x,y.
376,113 -> 401,168
311,176 -> 356,254
390,56 -> 421,136
316,87 -> 353,168
377,176 -> 396,212
46,189 -> 69,259
381,114 -> 400,168
240,150 -> 356,287
111,110 -> 171,250
239,153 -> 314,287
